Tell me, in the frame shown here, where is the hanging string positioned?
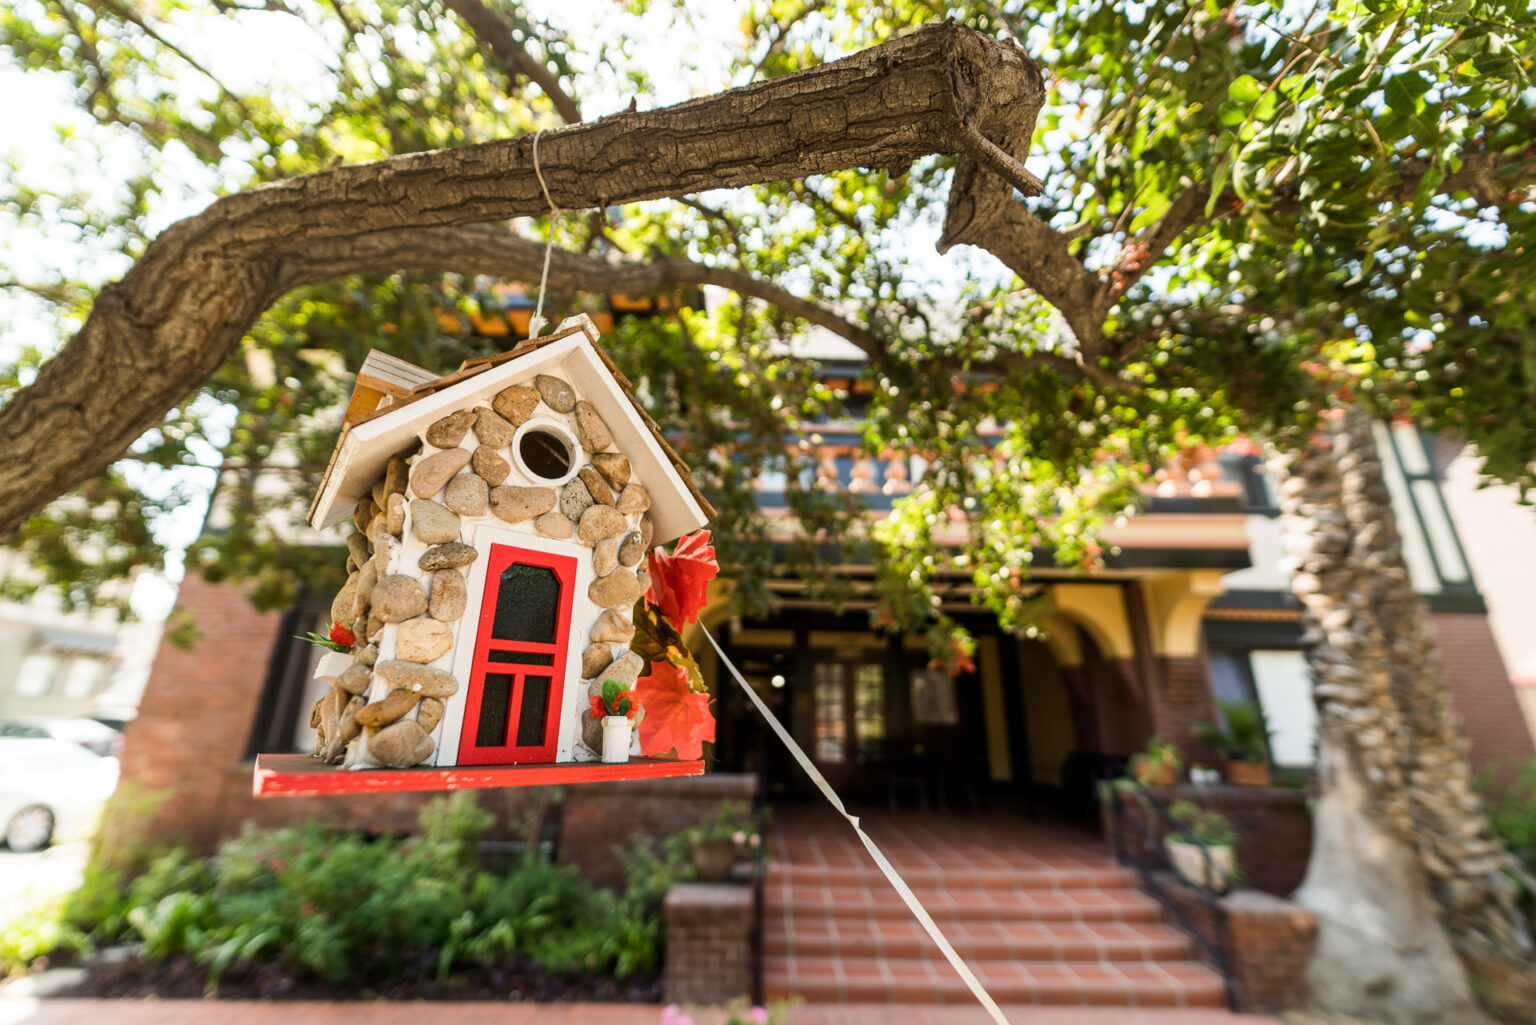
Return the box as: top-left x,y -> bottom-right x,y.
528,126 -> 561,339
699,624 -> 1012,1025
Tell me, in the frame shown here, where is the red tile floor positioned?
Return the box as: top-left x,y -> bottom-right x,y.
762,806 -> 1229,1009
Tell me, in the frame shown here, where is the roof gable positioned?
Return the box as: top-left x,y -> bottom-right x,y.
308,315 -> 714,545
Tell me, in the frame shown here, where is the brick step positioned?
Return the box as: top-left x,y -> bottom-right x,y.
762,955 -> 1227,1007
766,860 -> 1138,891
767,887 -> 1165,924
763,919 -> 1194,963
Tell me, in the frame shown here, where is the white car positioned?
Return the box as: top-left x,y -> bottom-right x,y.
0,738 -> 119,852
0,717 -> 125,757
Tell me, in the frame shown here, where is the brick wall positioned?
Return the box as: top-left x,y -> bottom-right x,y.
1104,783 -> 1312,897
1160,873 -> 1317,1013
113,576 -> 754,865
663,883 -> 755,1005
561,774 -> 759,889
1431,612 -> 1535,772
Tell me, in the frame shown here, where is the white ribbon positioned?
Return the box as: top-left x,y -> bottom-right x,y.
701,625 -> 1011,1025
528,127 -> 560,339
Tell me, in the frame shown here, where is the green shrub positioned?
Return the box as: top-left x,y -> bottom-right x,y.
1480,757 -> 1536,875
7,792 -> 689,990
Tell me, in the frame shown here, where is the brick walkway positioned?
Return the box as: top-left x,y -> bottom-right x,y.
0,999 -> 1279,1025
764,807 -> 1227,1008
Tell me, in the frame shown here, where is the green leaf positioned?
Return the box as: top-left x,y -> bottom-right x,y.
1228,75 -> 1263,105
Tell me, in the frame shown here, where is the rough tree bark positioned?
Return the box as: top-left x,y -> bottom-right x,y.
0,22 -> 1044,539
1332,410 -> 1533,956
1276,411 -> 1484,1024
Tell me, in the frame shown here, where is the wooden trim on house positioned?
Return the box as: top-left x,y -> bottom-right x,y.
252,752 -> 705,797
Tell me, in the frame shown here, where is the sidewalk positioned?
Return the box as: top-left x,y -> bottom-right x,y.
0,997 -> 1281,1025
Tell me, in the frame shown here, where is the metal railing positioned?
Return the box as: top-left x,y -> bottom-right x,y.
1104,779 -> 1237,1011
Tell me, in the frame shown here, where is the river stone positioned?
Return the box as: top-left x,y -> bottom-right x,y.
372,477 -> 387,510
581,643 -> 613,679
578,467 -> 615,506
375,660 -> 459,698
535,374 -> 576,413
420,541 -> 477,571
593,537 -> 619,577
352,561 -> 379,620
354,496 -> 376,533
337,694 -> 366,743
443,473 -> 488,517
472,407 -> 515,448
366,612 -> 384,642
618,530 -> 646,567
417,696 -> 445,733
425,409 -> 475,448
429,570 -> 467,622
601,651 -> 645,689
355,687 -> 420,728
372,574 -> 428,622
580,712 -> 604,757
410,499 -> 461,544
332,573 -> 359,627
535,511 -> 573,539
489,485 -> 556,523
616,483 -> 651,515
492,383 -> 540,425
578,505 -> 627,543
640,516 -> 655,549
368,512 -> 389,551
590,609 -> 636,645
410,448 -> 471,498
589,569 -> 646,610
346,531 -> 370,569
592,452 -> 631,491
353,642 -> 379,667
336,663 -> 373,696
396,618 -> 454,664
384,454 -> 410,497
373,532 -> 400,574
559,477 -> 594,521
386,492 -> 406,535
370,719 -> 435,768
472,446 -> 511,486
573,400 -> 612,452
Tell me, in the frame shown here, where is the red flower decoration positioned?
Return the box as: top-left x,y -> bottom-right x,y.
646,530 -> 719,626
589,696 -> 607,719
328,622 -> 355,648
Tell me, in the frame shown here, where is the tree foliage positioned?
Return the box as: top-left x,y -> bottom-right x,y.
1,0 -> 1532,652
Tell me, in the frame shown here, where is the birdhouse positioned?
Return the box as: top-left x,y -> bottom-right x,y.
253,315 -> 715,796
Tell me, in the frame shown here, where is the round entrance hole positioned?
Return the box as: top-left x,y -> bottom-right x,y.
511,419 -> 579,485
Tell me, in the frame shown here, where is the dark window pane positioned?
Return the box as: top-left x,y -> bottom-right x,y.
516,675 -> 551,747
488,650 -> 555,665
491,564 -> 560,643
476,674 -> 513,747
520,429 -> 572,480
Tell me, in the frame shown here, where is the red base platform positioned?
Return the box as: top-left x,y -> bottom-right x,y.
253,752 -> 705,797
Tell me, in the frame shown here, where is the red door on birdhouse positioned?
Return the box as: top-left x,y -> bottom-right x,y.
458,543 -> 576,765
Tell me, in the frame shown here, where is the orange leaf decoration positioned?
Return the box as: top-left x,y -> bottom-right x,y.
646,530 -> 718,626
635,660 -> 714,760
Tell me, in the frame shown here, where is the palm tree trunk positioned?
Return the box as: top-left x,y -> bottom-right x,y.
1274,414 -> 1481,1022
1332,408 -> 1532,958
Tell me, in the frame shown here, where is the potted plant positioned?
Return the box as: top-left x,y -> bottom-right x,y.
1130,735 -> 1182,785
588,678 -> 640,764
680,800 -> 757,882
1165,799 -> 1238,893
1193,699 -> 1274,786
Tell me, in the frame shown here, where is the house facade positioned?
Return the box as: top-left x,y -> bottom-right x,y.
111,329 -> 1534,858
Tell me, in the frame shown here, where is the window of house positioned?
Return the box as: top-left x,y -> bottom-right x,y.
13,653 -> 59,698
1204,645 -> 1316,768
62,657 -> 107,699
911,668 -> 959,725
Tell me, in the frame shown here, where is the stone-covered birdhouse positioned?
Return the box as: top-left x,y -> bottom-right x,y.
256,315 -> 715,794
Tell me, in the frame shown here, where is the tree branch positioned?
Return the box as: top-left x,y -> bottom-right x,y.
0,23 -> 1047,538
443,0 -> 583,125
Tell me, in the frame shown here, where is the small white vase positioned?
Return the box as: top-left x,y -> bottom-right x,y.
601,715 -> 633,764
